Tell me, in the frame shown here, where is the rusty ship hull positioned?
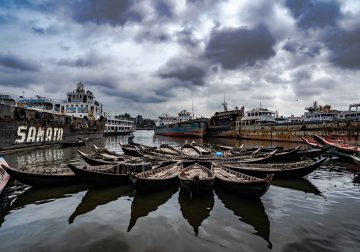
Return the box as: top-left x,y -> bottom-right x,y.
0,104 -> 105,152
237,121 -> 360,143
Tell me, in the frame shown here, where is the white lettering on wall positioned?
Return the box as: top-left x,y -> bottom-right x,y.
36,127 -> 45,142
15,126 -> 27,143
45,128 -> 53,141
26,127 -> 37,142
57,128 -> 63,141
15,126 -> 64,143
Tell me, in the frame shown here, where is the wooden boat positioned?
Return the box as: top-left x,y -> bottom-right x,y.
351,155 -> 360,165
68,161 -> 152,187
222,157 -> 328,179
198,149 -> 278,164
296,147 -> 330,160
215,144 -> 244,151
60,138 -> 88,147
0,157 -> 10,194
180,143 -> 202,157
213,164 -> 273,198
77,150 -> 114,165
130,161 -> 181,193
120,143 -> 143,157
178,163 -> 215,196
314,135 -> 360,155
269,145 -> 302,162
159,144 -> 181,155
191,142 -> 212,155
92,145 -> 132,162
1,164 -> 79,187
301,137 -> 323,148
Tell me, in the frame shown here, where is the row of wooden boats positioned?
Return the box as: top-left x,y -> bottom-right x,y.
0,140 -> 329,198
302,135 -> 360,164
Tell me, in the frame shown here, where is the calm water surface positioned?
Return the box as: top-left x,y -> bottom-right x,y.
0,130 -> 359,252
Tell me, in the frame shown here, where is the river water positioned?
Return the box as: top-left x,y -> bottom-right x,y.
0,130 -> 359,252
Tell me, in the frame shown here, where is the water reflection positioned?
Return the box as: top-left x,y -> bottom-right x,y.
271,178 -> 323,196
0,185 -> 86,227
127,186 -> 178,232
69,185 -> 133,224
215,186 -> 272,248
178,189 -> 214,236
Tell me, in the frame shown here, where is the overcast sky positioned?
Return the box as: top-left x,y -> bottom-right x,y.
0,0 -> 359,119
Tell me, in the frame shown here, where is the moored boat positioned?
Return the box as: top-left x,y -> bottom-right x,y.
314,135 -> 360,155
120,143 -> 143,157
1,164 -> 78,187
159,144 -> 181,155
178,163 -> 215,196
213,164 -> 273,198
77,150 -> 114,165
59,138 -> 88,148
191,141 -> 212,155
0,157 -> 10,194
68,161 -> 152,187
130,161 -> 181,193
181,143 -> 202,157
222,157 -> 328,179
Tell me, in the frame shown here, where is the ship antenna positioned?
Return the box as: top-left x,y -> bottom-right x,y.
192,98 -> 194,119
222,96 -> 228,111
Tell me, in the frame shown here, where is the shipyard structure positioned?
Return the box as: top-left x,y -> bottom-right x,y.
155,101 -> 360,143
236,102 -> 360,143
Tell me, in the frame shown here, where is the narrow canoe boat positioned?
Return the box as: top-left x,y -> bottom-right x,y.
130,161 -> 182,193
77,150 -> 114,165
178,163 -> 215,196
222,157 -> 328,179
60,138 -> 88,148
68,161 -> 152,187
198,149 -> 278,164
301,137 -> 323,148
296,147 -> 330,160
213,164 -> 273,198
191,142 -> 212,155
159,144 -> 181,155
1,164 -> 78,187
269,146 -> 302,162
181,143 -> 202,157
314,135 -> 360,155
92,145 -> 131,161
0,157 -> 10,194
351,155 -> 360,165
120,143 -> 143,157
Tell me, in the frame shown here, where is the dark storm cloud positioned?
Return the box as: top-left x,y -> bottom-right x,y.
154,0 -> 174,18
283,39 -> 321,57
32,27 -> 45,35
71,0 -> 142,26
284,0 -> 342,29
157,57 -> 208,87
56,53 -> 108,68
0,54 -> 40,72
324,25 -> 360,70
204,25 -> 276,69
176,26 -> 200,51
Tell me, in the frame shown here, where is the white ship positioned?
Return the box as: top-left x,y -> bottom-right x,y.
104,113 -> 135,135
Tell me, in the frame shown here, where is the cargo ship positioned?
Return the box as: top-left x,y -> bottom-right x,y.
205,101 -> 244,138
237,102 -> 360,143
0,82 -> 106,152
154,110 -> 208,137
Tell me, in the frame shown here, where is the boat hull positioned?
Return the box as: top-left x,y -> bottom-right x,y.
0,104 -> 104,153
215,177 -> 271,198
154,119 -> 207,138
225,158 -> 327,179
2,166 -> 78,187
130,175 -> 179,193
68,164 -> 131,187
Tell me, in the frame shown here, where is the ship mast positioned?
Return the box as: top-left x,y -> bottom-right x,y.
192,98 -> 194,119
222,96 -> 228,111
